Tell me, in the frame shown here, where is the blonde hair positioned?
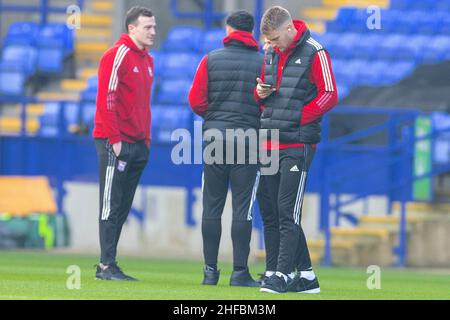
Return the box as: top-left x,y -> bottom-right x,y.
260,6 -> 292,35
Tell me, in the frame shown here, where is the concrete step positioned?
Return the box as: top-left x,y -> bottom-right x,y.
392,202 -> 450,214
61,79 -> 87,92
76,52 -> 103,64
76,41 -> 109,54
75,28 -> 112,39
90,1 -> 113,11
0,117 -> 39,134
331,226 -> 390,240
359,215 -> 424,225
12,103 -> 45,117
37,91 -> 80,101
81,14 -> 112,26
302,7 -> 337,21
79,68 -> 98,79
330,226 -> 395,266
322,0 -> 389,8
305,21 -> 325,34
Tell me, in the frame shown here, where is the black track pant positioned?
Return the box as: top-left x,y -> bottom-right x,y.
202,160 -> 260,268
263,145 -> 316,275
95,138 -> 149,265
257,175 -> 279,272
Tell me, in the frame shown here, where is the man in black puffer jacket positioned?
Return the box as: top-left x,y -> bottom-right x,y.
256,6 -> 338,294
189,10 -> 263,287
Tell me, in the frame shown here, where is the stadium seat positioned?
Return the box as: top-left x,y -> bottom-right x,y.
155,79 -> 191,105
86,75 -> 98,90
0,63 -> 26,96
201,28 -> 225,53
1,45 -> 38,75
336,84 -> 350,99
382,61 -> 415,84
80,75 -> 98,101
162,26 -> 203,52
149,50 -> 163,77
3,22 -> 39,46
439,14 -> 450,35
326,33 -> 366,59
80,102 -> 96,132
151,105 -> 192,143
38,23 -> 74,55
37,48 -> 64,73
38,102 -> 80,136
431,112 -> 450,164
161,53 -> 201,80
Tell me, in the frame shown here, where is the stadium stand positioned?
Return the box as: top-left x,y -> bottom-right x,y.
300,1 -> 450,101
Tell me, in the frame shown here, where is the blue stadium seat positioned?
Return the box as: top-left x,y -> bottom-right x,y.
351,34 -> 381,60
86,75 -> 98,90
326,33 -> 361,59
80,76 -> 98,101
201,28 -> 225,53
333,59 -> 366,87
155,79 -> 191,105
391,0 -> 435,11
81,102 -> 96,132
162,26 -> 203,52
439,14 -> 450,35
382,61 -> 415,84
311,32 -> 338,49
1,45 -> 37,75
151,105 -> 192,143
38,102 -> 80,136
3,22 -> 39,46
434,0 -> 450,12
376,35 -> 408,61
149,51 -> 163,77
336,83 -> 351,99
37,47 -> 64,73
38,23 -> 74,55
402,35 -> 429,62
422,36 -> 450,63
357,60 -> 388,86
0,62 -> 26,96
431,112 -> 450,164
161,53 -> 201,80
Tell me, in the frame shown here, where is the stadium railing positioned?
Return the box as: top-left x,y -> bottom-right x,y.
319,107 -> 450,266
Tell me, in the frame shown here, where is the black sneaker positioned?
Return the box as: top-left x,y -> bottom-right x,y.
230,268 -> 259,287
256,273 -> 270,286
260,273 -> 287,293
95,263 -> 137,281
202,266 -> 220,285
287,274 -> 320,293
95,264 -> 102,278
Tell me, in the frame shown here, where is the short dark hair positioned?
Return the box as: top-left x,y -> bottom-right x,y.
125,6 -> 153,33
226,10 -> 254,33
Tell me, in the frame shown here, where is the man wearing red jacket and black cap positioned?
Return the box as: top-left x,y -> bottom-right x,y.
256,6 -> 338,294
93,6 -> 155,281
189,10 -> 263,287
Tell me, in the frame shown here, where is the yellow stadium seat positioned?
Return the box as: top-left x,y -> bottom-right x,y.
0,176 -> 57,216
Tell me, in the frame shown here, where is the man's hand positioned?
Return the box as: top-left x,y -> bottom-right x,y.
112,141 -> 122,157
256,77 -> 276,99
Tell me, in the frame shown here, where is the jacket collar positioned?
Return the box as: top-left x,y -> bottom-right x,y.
223,31 -> 259,51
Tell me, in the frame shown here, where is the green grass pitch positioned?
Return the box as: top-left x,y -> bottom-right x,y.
0,251 -> 449,300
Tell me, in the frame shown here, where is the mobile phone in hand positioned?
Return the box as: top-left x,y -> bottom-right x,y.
260,83 -> 273,89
